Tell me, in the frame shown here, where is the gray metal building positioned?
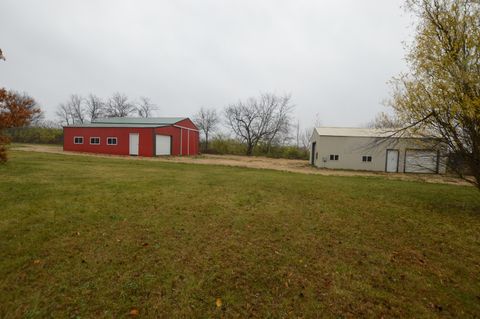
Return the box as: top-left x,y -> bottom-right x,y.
310,127 -> 447,174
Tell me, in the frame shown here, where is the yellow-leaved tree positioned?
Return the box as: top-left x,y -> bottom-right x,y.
391,0 -> 480,188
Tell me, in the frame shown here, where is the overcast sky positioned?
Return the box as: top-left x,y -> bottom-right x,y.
0,0 -> 414,128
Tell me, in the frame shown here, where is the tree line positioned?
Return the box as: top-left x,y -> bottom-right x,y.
3,89 -> 313,160
52,91 -> 313,158
54,91 -> 305,158
193,93 -> 314,158
55,93 -> 157,125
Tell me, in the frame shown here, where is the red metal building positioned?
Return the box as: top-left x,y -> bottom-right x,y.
63,117 -> 199,157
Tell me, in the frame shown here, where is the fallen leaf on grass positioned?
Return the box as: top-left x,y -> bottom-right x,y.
430,303 -> 443,312
33,259 -> 41,264
216,298 -> 222,308
129,308 -> 139,316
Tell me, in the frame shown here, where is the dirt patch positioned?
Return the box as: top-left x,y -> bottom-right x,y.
13,144 -> 472,186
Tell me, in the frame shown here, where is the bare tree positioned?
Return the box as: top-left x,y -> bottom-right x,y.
56,92 -> 133,124
36,119 -> 61,128
296,115 -> 321,150
136,97 -> 157,118
85,94 -> 105,121
55,103 -> 73,126
366,111 -> 402,129
69,94 -> 85,124
193,107 -> 220,151
263,94 -> 294,152
224,93 -> 294,156
55,95 -> 84,125
313,114 -> 322,128
300,127 -> 313,150
294,120 -> 301,148
106,93 -> 134,117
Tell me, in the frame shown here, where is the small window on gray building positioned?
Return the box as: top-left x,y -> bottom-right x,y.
316,152 -> 318,160
329,154 -> 339,161
362,156 -> 372,162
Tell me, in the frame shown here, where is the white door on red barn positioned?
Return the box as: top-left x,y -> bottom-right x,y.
129,133 -> 139,156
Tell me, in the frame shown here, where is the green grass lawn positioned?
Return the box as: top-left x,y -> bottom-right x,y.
0,151 -> 479,318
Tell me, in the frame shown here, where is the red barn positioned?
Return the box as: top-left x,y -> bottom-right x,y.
63,117 -> 199,157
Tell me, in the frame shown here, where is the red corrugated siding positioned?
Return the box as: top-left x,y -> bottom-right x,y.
64,127 -> 155,156
154,125 -> 199,156
63,122 -> 199,157
175,118 -> 198,130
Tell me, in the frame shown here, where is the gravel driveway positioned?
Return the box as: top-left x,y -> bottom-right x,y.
13,144 -> 471,186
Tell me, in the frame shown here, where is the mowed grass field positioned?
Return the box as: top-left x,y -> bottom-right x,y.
0,151 -> 479,318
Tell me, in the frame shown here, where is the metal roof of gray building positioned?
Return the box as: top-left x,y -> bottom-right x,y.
315,127 -> 393,138
314,127 -> 429,139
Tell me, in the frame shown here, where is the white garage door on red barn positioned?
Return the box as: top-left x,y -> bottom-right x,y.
155,135 -> 171,156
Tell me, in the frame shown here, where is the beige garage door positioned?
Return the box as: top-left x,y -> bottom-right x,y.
405,150 -> 438,173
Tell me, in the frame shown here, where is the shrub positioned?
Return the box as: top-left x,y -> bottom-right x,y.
5,127 -> 63,145
202,138 -> 246,155
201,137 -> 309,160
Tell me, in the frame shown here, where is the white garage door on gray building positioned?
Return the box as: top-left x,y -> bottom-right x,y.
404,150 -> 439,173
